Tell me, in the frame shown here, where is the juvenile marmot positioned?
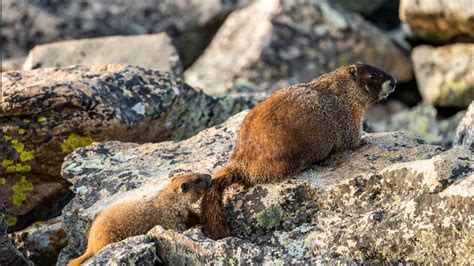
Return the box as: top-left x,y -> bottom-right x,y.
68,173 -> 212,266
201,62 -> 396,239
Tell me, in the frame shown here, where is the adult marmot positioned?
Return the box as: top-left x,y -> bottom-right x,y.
69,173 -> 212,266
201,62 -> 396,239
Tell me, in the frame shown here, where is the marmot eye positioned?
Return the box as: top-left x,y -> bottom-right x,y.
369,74 -> 377,80
194,179 -> 201,184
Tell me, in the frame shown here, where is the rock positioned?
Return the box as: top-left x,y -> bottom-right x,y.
83,235 -> 159,266
1,0 -> 250,65
400,0 -> 474,42
184,0 -> 412,97
0,203 -> 33,266
412,44 -> 474,108
0,65 -> 253,231
22,34 -> 182,77
59,108 -> 472,264
1,57 -> 25,72
454,101 -> 474,150
376,104 -> 464,148
333,0 -> 386,16
10,217 -> 66,266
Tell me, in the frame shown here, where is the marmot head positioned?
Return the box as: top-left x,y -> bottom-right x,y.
345,62 -> 396,104
170,173 -> 212,202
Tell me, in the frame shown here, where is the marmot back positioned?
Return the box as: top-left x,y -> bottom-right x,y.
201,62 -> 396,239
68,173 -> 211,266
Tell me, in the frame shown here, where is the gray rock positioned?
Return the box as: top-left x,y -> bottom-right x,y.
400,0 -> 474,42
454,101 -> 474,150
11,217 -> 66,266
412,44 -> 474,108
0,65 -> 252,231
1,0 -> 250,65
377,104 -> 464,148
1,57 -> 25,72
0,203 -> 33,266
23,34 -> 182,77
83,235 -> 159,266
59,109 -> 472,264
185,0 -> 412,97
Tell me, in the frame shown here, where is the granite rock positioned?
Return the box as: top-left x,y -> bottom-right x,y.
22,33 -> 182,77
412,44 -> 474,108
400,0 -> 474,42
185,0 -> 412,96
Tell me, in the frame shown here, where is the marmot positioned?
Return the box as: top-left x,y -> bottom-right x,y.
68,173 -> 212,266
201,62 -> 396,239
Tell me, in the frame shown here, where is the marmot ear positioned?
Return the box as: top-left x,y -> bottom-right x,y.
348,66 -> 357,78
180,183 -> 188,193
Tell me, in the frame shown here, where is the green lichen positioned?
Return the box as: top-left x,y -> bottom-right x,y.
37,117 -> 47,123
3,135 -> 11,141
2,159 -> 14,167
80,223 -> 90,234
6,216 -> 17,227
438,80 -> 470,107
22,119 -> 31,123
11,139 -> 24,153
20,150 -> 35,162
256,204 -> 284,230
0,178 -> 6,185
61,134 -> 94,153
6,164 -> 31,173
18,129 -> 26,135
122,88 -> 134,97
12,176 -> 34,207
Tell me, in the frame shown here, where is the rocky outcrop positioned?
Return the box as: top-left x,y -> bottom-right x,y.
59,109 -> 472,264
400,0 -> 474,42
1,0 -> 250,65
454,102 -> 474,150
373,104 -> 464,148
412,44 -> 474,108
10,217 -> 66,266
184,0 -> 412,97
22,34 -> 181,77
0,65 -> 252,231
0,203 -> 33,266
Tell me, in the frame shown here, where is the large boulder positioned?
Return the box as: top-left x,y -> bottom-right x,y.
400,0 -> 474,42
0,203 -> 33,266
184,0 -> 412,97
0,65 -> 253,231
59,109 -> 473,264
1,0 -> 250,66
454,101 -> 474,150
22,34 -> 181,76
412,44 -> 474,108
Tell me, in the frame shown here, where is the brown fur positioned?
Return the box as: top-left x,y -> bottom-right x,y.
68,173 -> 211,266
200,63 -> 396,239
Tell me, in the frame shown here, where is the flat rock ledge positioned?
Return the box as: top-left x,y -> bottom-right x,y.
58,111 -> 473,265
